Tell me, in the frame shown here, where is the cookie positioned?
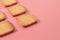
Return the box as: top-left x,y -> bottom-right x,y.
0,11 -> 5,21
16,13 -> 37,27
0,0 -> 17,6
7,4 -> 26,16
0,20 -> 14,36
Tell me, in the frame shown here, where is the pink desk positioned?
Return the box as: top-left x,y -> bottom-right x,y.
0,0 -> 60,40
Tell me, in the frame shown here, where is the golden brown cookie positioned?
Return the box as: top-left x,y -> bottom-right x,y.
0,0 -> 17,6
16,13 -> 37,27
7,4 -> 26,16
0,20 -> 14,36
0,11 -> 5,21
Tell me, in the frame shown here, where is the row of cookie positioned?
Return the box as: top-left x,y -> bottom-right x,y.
0,11 -> 37,36
0,0 -> 37,27
0,11 -> 14,36
0,0 -> 37,36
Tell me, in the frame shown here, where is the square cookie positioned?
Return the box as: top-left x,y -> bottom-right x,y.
0,11 -> 5,21
0,0 -> 17,6
16,13 -> 37,27
8,4 -> 26,16
0,21 -> 14,36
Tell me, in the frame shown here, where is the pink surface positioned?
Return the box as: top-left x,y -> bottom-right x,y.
0,0 -> 60,40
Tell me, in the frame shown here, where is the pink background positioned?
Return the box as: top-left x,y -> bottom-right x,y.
0,0 -> 60,40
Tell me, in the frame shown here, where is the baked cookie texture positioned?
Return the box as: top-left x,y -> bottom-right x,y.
0,11 -> 5,21
0,21 -> 14,36
16,13 -> 37,27
0,0 -> 17,6
8,4 -> 26,16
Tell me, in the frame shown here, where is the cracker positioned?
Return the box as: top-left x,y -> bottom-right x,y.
8,4 -> 26,16
0,21 -> 14,36
16,13 -> 37,27
0,0 -> 17,6
0,11 -> 5,21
